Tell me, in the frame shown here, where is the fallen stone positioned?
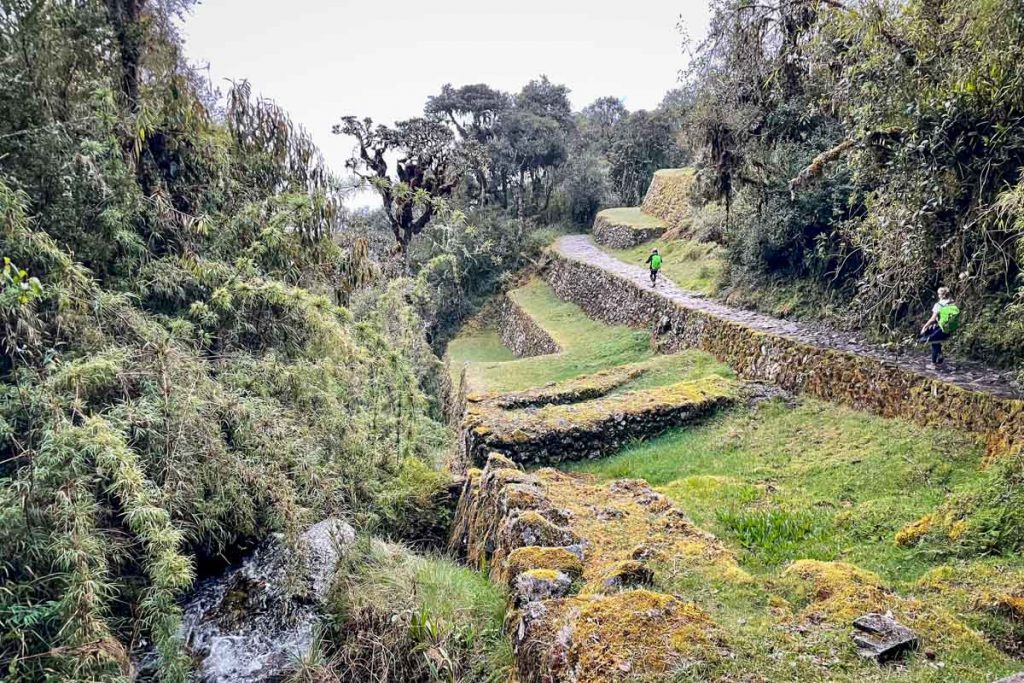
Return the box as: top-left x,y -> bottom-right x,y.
851,612 -> 919,663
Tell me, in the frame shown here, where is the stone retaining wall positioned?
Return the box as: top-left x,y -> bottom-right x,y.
640,168 -> 695,233
592,210 -> 665,248
545,252 -> 1024,452
461,378 -> 733,467
448,453 -> 734,682
497,293 -> 559,358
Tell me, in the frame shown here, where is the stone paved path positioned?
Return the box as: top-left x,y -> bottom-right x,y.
555,235 -> 1021,399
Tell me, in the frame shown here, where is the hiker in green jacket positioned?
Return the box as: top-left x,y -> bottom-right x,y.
645,248 -> 662,287
918,286 -> 960,368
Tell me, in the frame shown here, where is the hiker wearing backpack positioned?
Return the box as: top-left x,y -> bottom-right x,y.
919,287 -> 960,368
645,248 -> 662,287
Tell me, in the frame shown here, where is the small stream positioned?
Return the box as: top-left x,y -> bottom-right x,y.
135,518 -> 354,682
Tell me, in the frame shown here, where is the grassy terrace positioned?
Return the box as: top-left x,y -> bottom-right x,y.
447,278 -> 733,395
595,206 -> 665,229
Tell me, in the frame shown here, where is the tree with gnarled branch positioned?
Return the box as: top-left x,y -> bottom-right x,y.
335,116 -> 470,256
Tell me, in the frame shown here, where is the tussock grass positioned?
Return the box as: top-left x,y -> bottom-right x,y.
326,539 -> 512,683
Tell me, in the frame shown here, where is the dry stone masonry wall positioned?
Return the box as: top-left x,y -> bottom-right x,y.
448,453 -> 737,683
545,237 -> 1024,454
640,168 -> 695,234
592,208 -> 665,248
497,293 -> 560,358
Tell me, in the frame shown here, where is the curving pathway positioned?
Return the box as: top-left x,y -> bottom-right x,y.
554,234 -> 1021,400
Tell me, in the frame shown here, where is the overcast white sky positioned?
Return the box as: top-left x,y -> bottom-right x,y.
182,0 -> 711,202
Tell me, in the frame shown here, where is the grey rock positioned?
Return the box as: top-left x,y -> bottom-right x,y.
993,675 -> 1024,683
182,518 -> 355,682
513,569 -> 574,606
850,612 -> 919,663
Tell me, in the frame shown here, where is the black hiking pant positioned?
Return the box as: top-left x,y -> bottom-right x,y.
922,326 -> 949,364
650,268 -> 659,286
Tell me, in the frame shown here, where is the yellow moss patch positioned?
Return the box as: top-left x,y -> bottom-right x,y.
783,560 -> 990,654
1001,595 -> 1024,617
532,468 -> 749,592
521,568 -> 562,582
895,513 -> 934,547
917,560 -> 1024,619
781,560 -> 892,622
564,590 -> 721,681
504,546 -> 584,586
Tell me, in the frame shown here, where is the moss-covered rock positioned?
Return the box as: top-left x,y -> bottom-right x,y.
512,590 -> 724,683
512,568 -> 575,606
504,546 -> 584,586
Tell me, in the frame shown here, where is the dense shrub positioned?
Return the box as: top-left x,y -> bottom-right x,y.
684,0 -> 1024,371
0,3 -> 447,680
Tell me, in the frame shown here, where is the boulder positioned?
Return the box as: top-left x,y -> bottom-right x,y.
851,612 -> 919,663
181,518 -> 355,682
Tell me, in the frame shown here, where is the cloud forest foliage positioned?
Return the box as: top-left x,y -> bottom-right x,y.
684,0 -> 1024,370
0,2 -> 446,680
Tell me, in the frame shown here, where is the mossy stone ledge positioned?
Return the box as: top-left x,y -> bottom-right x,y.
448,453 -> 742,682
460,376 -> 734,467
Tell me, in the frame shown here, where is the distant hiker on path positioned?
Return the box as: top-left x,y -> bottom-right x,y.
919,286 -> 960,369
645,248 -> 662,287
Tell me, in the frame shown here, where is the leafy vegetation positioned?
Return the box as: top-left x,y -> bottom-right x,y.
683,0 -> 1024,373
0,3 -> 447,680
323,539 -> 511,683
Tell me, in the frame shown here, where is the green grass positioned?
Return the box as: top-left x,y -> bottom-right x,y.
330,539 -> 512,682
603,237 -> 725,294
596,206 -> 665,229
569,396 -> 1024,681
570,397 -> 985,580
448,278 -> 733,394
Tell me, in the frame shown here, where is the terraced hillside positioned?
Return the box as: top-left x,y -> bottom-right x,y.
445,272 -> 1024,682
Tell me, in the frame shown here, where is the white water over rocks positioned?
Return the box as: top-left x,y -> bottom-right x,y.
181,518 -> 355,682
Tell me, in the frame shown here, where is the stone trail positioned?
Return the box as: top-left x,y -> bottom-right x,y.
555,234 -> 1021,400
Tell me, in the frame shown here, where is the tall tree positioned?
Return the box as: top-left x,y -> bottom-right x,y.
336,116 -> 467,255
